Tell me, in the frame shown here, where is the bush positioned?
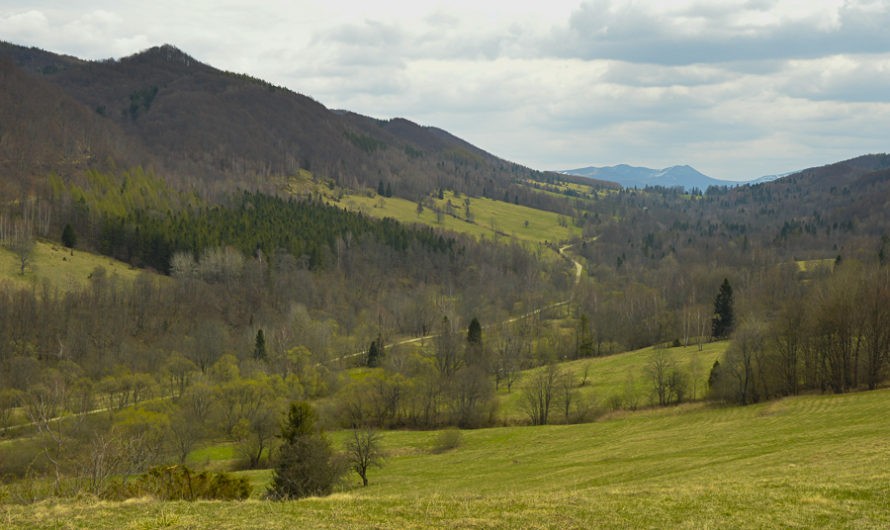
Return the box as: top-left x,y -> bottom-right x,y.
106,465 -> 250,500
432,428 -> 463,453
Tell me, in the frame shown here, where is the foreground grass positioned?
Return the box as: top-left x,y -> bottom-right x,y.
4,388 -> 890,528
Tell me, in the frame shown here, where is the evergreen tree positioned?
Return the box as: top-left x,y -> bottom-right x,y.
466,317 -> 483,365
367,338 -> 381,368
467,317 -> 482,347
711,278 -> 734,339
253,329 -> 266,361
708,359 -> 721,391
377,180 -> 385,196
61,223 -> 77,249
268,402 -> 342,499
385,183 -> 393,198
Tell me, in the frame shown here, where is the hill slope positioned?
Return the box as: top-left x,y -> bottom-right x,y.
0,42 -> 569,204
5,388 -> 889,528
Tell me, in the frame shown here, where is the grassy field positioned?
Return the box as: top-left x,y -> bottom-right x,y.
497,342 -> 726,422
0,240 -> 145,292
335,190 -> 580,245
4,386 -> 889,528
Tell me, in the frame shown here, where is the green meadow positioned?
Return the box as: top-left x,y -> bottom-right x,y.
337,190 -> 580,245
496,342 -> 725,422
0,240 -> 145,292
5,386 -> 889,528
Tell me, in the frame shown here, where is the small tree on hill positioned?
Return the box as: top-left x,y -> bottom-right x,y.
253,329 -> 266,361
268,401 -> 343,499
367,337 -> 383,368
711,278 -> 734,339
61,223 -> 77,249
466,317 -> 483,365
346,427 -> 385,486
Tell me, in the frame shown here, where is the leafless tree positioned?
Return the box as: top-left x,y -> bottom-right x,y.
346,427 -> 385,486
521,363 -> 561,425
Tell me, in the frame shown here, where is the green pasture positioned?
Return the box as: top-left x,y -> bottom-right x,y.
497,341 -> 726,422
796,258 -> 835,272
336,191 -> 580,245
5,387 -> 890,528
0,240 -> 145,292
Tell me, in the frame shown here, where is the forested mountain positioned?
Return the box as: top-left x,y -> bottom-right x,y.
0,42 -> 571,205
0,56 -> 150,197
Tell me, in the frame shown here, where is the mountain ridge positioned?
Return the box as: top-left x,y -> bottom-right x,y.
0,41 -> 578,207
561,163 -> 742,191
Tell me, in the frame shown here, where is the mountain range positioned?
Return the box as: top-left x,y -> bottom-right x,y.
2,40 -> 888,227
560,164 -> 786,191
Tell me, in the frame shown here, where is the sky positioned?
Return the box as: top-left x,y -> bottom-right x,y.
2,1 -> 890,181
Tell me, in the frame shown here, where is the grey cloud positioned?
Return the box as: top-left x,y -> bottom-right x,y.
545,1 -> 890,65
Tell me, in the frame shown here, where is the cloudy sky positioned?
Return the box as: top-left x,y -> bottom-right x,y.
2,0 -> 889,180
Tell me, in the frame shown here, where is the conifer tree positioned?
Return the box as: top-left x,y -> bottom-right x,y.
61,223 -> 77,248
268,402 -> 342,499
367,338 -> 381,368
466,317 -> 483,365
253,329 -> 266,361
711,278 -> 734,339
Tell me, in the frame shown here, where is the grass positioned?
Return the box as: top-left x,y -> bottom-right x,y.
497,342 -> 726,422
336,190 -> 580,245
4,388 -> 890,528
0,240 -> 146,292
796,258 -> 835,272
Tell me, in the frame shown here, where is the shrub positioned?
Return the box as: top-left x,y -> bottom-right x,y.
432,428 -> 463,453
106,465 -> 250,500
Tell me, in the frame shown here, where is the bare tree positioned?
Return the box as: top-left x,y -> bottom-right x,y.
520,363 -> 561,425
6,219 -> 35,276
646,349 -> 674,406
346,427 -> 385,486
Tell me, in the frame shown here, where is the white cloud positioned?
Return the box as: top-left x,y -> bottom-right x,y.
0,0 -> 888,180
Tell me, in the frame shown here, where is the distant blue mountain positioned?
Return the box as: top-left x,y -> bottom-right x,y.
559,164 -> 736,191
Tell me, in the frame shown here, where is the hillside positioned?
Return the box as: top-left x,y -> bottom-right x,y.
0,239 -> 146,291
5,388 -> 889,528
0,56 -> 150,196
0,42 -> 573,207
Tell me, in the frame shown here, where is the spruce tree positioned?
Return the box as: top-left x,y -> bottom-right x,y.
467,317 -> 482,347
711,278 -> 734,339
367,339 -> 381,368
61,223 -> 77,248
466,317 -> 483,365
253,329 -> 266,360
269,402 -> 342,499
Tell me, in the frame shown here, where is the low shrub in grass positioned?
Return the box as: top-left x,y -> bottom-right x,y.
107,465 -> 250,500
432,428 -> 463,453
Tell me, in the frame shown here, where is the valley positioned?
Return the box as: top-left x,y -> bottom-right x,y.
0,39 -> 889,529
